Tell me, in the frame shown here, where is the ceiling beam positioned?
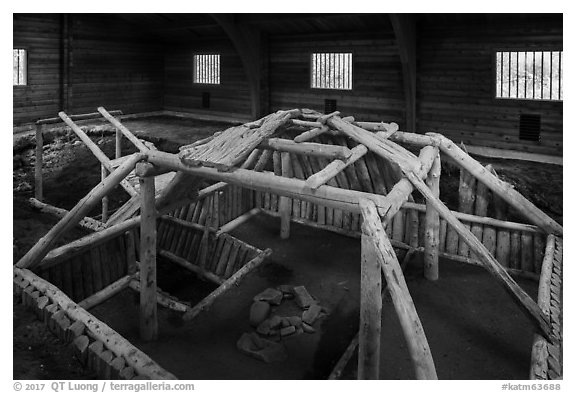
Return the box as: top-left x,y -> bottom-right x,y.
390,14 -> 417,133
210,14 -> 269,119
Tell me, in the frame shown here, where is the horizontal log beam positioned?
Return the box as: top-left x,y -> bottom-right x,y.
306,145 -> 368,189
14,267 -> 176,379
17,153 -> 145,270
259,138 -> 352,160
293,125 -> 330,143
37,110 -> 123,125
98,107 -> 149,153
28,198 -> 105,232
159,249 -> 224,286
40,217 -> 141,269
182,249 -> 272,321
78,274 -> 134,310
147,150 -> 397,216
407,172 -> 552,340
128,278 -> 191,313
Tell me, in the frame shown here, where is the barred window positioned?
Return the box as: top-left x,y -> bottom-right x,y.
311,52 -> 352,90
13,49 -> 27,86
193,54 -> 220,84
496,51 -> 562,101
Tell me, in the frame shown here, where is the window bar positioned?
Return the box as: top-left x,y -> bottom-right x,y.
325,53 -> 328,89
332,54 -> 336,89
348,54 -> 351,89
336,53 -> 342,89
559,52 -> 562,100
524,52 -> 527,99
507,52 -> 511,98
550,51 -> 554,99
516,52 -> 519,98
500,52 -> 504,98
532,51 -> 536,99
540,51 -> 544,99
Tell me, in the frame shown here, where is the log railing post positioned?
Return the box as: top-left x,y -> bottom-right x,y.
279,152 -> 292,239
424,152 -> 440,280
358,230 -> 382,379
35,123 -> 43,201
138,163 -> 158,341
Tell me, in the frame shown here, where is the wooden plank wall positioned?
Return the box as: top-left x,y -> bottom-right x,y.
269,32 -> 406,124
417,14 -> 563,157
69,15 -> 164,116
163,40 -> 252,119
13,14 -> 62,125
13,14 -> 164,126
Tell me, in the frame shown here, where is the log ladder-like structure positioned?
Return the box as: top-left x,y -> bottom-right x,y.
15,107 -> 562,380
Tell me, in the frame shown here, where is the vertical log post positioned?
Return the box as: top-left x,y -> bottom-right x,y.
279,152 -> 292,239
424,152 -> 440,280
138,163 -> 158,341
101,164 -> 109,223
358,231 -> 382,379
125,231 -> 137,275
457,166 -> 477,257
35,123 -> 43,201
115,126 -> 122,160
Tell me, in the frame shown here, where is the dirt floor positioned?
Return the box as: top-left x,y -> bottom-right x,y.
88,213 -> 538,379
12,115 -> 562,379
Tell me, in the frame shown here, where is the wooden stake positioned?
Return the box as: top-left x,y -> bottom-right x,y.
358,232 -> 382,379
279,152 -> 292,239
17,153 -> 144,269
101,164 -> 109,223
405,173 -> 552,340
138,168 -> 158,341
359,198 -> 437,380
424,152 -> 440,280
35,123 -> 43,201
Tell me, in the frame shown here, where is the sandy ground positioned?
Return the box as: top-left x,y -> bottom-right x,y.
12,116 -> 562,379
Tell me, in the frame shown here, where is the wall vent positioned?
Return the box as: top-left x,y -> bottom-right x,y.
519,114 -> 541,142
202,92 -> 211,109
324,99 -> 337,114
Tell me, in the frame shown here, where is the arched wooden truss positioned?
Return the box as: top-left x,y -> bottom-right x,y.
15,107 -> 563,380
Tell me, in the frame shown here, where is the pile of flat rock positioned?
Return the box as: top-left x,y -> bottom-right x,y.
236,285 -> 327,363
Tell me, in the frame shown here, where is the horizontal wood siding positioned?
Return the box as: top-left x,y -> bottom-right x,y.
163,40 -> 251,118
13,14 -> 62,125
13,14 -> 164,126
269,32 -> 406,124
69,14 -> 163,116
417,14 -> 563,156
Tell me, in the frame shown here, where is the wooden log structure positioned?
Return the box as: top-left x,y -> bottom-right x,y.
358,232 -> 382,379
279,152 -> 292,239
259,138 -> 353,161
28,198 -> 105,232
386,131 -> 562,235
14,267 -> 176,379
293,125 -> 329,143
359,198 -> 437,379
58,111 -> 138,197
147,149 -> 428,216
98,107 -> 150,153
182,249 -> 272,321
305,145 -> 368,189
424,152 -> 440,280
35,123 -> 43,200
78,274 -> 134,310
17,153 -> 145,270
405,172 -> 552,340
138,167 -> 158,341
